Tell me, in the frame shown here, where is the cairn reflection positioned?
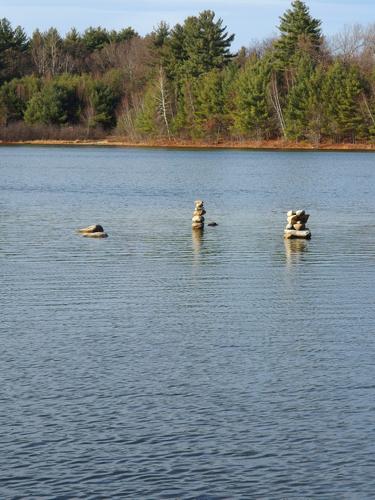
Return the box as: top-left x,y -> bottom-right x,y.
192,226 -> 204,255
284,238 -> 308,265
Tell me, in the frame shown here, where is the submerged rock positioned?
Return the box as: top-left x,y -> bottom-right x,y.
207,222 -> 218,227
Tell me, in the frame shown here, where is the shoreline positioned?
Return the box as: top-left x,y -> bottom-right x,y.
1,138 -> 375,151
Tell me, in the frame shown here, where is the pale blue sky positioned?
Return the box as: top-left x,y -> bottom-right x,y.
0,0 -> 374,48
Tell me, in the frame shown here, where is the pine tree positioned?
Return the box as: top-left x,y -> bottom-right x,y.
0,76 -> 39,123
192,69 -> 230,140
24,78 -> 81,125
284,55 -> 324,141
0,18 -> 29,83
232,57 -> 275,139
274,1 -> 322,68
322,62 -> 365,142
167,11 -> 234,80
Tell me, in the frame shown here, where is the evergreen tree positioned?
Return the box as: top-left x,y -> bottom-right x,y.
274,1 -> 322,67
82,27 -> 110,52
0,18 -> 29,83
0,76 -> 39,123
284,55 -> 324,141
63,28 -> 88,71
88,81 -> 120,129
109,27 -> 138,44
168,10 -> 234,80
24,77 -> 81,125
322,61 -> 365,141
151,21 -> 170,49
232,57 -> 274,139
192,69 -> 231,139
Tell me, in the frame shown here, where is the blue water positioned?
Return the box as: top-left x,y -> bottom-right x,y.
1,146 -> 375,499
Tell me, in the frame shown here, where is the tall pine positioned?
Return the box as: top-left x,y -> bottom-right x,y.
274,1 -> 322,68
232,57 -> 275,139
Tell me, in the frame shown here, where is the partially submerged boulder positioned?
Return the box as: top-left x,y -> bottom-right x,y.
78,224 -> 104,234
78,224 -> 108,238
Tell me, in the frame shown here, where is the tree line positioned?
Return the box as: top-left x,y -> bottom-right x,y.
0,1 -> 374,143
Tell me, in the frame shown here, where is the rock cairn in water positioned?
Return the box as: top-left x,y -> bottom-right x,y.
192,200 -> 206,230
78,224 -> 108,238
284,210 -> 311,239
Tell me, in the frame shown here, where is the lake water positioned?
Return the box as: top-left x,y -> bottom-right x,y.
1,146 -> 375,499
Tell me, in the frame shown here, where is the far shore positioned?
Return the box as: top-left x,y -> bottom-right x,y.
1,137 -> 375,151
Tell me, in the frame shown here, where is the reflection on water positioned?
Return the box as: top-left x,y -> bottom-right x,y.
284,238 -> 309,266
192,227 -> 204,252
1,147 -> 375,499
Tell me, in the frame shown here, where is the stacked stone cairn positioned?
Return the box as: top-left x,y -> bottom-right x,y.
78,224 -> 108,238
192,200 -> 206,230
284,210 -> 311,239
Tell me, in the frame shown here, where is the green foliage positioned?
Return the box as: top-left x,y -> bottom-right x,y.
167,10 -> 234,80
88,80 -> 120,129
82,27 -> 110,51
24,77 -> 81,125
82,26 -> 138,52
151,21 -> 170,49
135,84 -> 159,136
0,11 -> 374,144
284,56 -> 324,141
274,1 -> 322,67
63,28 -> 87,61
0,75 -> 39,123
322,62 -> 365,141
0,18 -> 28,52
192,69 -> 233,139
0,18 -> 29,82
134,67 -> 173,138
232,57 -> 274,139
110,27 -> 138,43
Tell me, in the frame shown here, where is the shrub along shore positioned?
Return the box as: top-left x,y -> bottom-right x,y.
1,1 -> 375,145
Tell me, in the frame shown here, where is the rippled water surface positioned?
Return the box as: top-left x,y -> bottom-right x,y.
1,146 -> 375,499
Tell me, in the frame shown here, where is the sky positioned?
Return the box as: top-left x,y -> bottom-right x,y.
0,0 -> 374,49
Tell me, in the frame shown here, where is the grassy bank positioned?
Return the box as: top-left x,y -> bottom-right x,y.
1,137 -> 375,151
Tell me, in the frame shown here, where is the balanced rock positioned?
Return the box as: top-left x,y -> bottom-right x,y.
284,209 -> 311,239
194,209 -> 206,216
192,200 -> 205,230
284,229 -> 311,240
192,215 -> 205,223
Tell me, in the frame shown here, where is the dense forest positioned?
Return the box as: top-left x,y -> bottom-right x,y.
0,0 -> 374,143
